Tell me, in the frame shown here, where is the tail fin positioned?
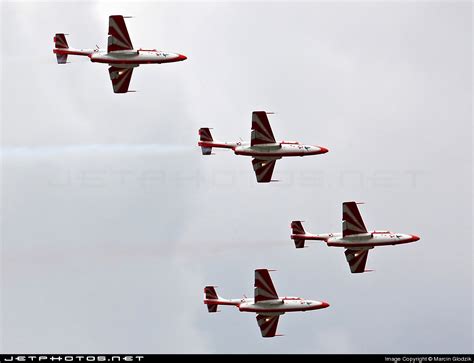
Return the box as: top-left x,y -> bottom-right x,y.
204,286 -> 220,313
54,33 -> 69,49
199,128 -> 214,155
54,34 -> 69,64
291,221 -> 306,249
291,221 -> 305,235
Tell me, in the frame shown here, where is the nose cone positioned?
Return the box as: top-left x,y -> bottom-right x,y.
320,301 -> 330,309
409,234 -> 420,242
176,54 -> 187,61
318,146 -> 329,154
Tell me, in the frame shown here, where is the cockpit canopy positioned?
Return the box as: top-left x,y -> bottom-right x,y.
282,296 -> 302,301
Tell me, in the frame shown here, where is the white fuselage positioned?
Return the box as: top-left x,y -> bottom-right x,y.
89,49 -> 186,64
294,231 -> 420,248
238,297 -> 329,314
205,296 -> 329,314
198,140 -> 328,158
53,48 -> 186,65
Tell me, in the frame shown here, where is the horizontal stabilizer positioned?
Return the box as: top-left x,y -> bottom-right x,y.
207,304 -> 219,313
293,239 -> 306,249
56,54 -> 68,64
201,147 -> 213,155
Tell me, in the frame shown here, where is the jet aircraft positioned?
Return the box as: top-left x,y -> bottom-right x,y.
198,111 -> 328,183
53,15 -> 187,93
291,201 -> 420,273
204,269 -> 329,337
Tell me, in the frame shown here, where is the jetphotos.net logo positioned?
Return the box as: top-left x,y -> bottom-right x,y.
0,357 -> 145,362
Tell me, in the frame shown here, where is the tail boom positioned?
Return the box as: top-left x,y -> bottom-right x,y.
198,141 -> 236,150
53,33 -> 94,64
290,221 -> 328,248
203,286 -> 239,312
198,128 -> 236,154
53,48 -> 94,57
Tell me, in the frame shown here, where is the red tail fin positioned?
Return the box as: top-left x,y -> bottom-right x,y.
204,286 -> 220,313
54,33 -> 69,49
291,221 -> 305,235
290,221 -> 306,248
199,128 -> 213,142
199,128 -> 214,155
204,286 -> 219,300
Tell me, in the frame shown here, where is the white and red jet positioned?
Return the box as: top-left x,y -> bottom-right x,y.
290,201 -> 420,273
53,15 -> 187,93
198,111 -> 329,183
204,269 -> 329,338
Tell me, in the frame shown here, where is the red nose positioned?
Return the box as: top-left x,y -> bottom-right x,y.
320,301 -> 330,309
410,234 -> 420,242
318,146 -> 329,154
177,54 -> 187,61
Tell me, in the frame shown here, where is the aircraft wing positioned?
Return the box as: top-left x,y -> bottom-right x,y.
254,269 -> 279,303
108,66 -> 134,93
256,314 -> 281,338
342,201 -> 368,237
344,248 -> 369,273
251,111 -> 276,146
108,15 -> 134,53
252,158 -> 277,183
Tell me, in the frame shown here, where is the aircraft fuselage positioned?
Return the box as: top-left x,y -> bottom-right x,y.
53,48 -> 187,65
203,297 -> 329,314
292,231 -> 420,248
198,140 -> 328,158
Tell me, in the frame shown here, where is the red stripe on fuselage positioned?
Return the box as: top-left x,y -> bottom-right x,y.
239,303 -> 329,313
327,239 -> 417,248
291,234 -> 327,241
89,58 -> 184,65
198,141 -> 235,149
203,300 -> 239,306
53,49 -> 92,56
234,150 -> 325,157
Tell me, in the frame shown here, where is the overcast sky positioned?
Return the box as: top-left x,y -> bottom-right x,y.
1,0 -> 472,354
